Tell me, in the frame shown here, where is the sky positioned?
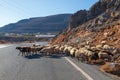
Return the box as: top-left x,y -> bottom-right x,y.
0,0 -> 98,27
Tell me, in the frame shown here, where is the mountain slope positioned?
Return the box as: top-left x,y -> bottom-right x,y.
49,0 -> 120,77
51,0 -> 120,48
0,14 -> 72,33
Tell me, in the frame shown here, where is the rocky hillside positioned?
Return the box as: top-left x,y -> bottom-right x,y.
50,0 -> 120,77
0,14 -> 72,33
52,0 -> 120,49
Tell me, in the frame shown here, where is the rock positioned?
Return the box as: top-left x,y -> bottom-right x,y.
68,10 -> 87,29
100,62 -> 120,76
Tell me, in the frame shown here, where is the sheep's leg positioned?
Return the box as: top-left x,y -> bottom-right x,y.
42,52 -> 45,56
36,50 -> 38,54
71,55 -> 74,58
23,52 -> 25,56
26,52 -> 29,56
36,51 -> 37,54
47,52 -> 50,56
23,52 -> 26,56
65,52 -> 69,56
30,52 -> 32,56
18,51 -> 21,56
25,52 -> 27,56
24,52 -> 26,56
22,52 -> 24,56
31,51 -> 33,55
75,56 -> 79,62
88,57 -> 92,63
35,51 -> 37,54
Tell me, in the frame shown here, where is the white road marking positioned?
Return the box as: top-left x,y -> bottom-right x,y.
64,57 -> 94,80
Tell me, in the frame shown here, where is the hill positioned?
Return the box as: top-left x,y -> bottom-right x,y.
52,0 -> 120,48
0,14 -> 72,33
51,0 -> 120,77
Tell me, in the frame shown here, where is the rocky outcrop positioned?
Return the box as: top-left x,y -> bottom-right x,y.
68,0 -> 120,30
68,0 -> 108,29
68,10 -> 87,29
51,0 -> 120,48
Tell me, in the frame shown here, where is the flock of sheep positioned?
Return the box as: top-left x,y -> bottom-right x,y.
16,41 -> 120,64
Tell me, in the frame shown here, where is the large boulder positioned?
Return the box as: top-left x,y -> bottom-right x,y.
100,62 -> 120,76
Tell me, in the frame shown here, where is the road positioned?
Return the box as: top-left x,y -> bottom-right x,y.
0,42 -> 114,80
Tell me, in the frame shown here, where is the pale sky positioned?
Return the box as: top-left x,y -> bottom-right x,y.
0,0 -> 98,27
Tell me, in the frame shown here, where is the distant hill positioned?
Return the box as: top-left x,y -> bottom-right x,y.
0,14 -> 72,33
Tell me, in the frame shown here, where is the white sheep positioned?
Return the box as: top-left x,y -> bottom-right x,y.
59,46 -> 65,53
83,48 -> 95,62
74,47 -> 94,62
103,45 -> 111,50
70,48 -> 78,57
101,41 -> 107,44
96,44 -> 103,50
74,48 -> 88,61
63,46 -> 72,53
103,45 -> 119,55
40,46 -> 53,55
53,45 -> 61,54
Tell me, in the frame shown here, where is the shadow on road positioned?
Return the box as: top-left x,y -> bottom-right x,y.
46,54 -> 68,59
46,54 -> 62,59
24,53 -> 69,59
25,54 -> 43,59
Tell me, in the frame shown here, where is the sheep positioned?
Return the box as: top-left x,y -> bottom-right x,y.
112,54 -> 120,62
40,47 -> 54,56
74,47 -> 95,62
53,45 -> 61,54
102,45 -> 118,55
69,48 -> 78,58
101,41 -> 107,45
59,46 -> 65,54
29,47 -> 40,55
74,48 -> 88,62
103,44 -> 111,51
84,45 -> 91,49
111,48 -> 118,55
90,46 -> 98,52
96,44 -> 103,50
16,46 -> 30,56
83,48 -> 95,62
74,49 -> 80,60
63,46 -> 72,54
16,46 -> 23,55
98,51 -> 111,61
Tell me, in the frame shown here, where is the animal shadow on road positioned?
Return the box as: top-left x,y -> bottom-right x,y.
25,54 -> 43,59
24,53 -> 69,59
46,54 -> 68,59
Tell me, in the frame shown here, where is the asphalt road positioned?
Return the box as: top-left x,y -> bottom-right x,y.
0,42 -> 114,80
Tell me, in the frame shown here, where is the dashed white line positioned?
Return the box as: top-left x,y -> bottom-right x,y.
64,57 -> 94,80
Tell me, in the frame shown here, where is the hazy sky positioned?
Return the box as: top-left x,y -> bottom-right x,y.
0,0 -> 98,27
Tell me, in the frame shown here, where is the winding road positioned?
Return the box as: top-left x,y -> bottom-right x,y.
0,42 -> 114,80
